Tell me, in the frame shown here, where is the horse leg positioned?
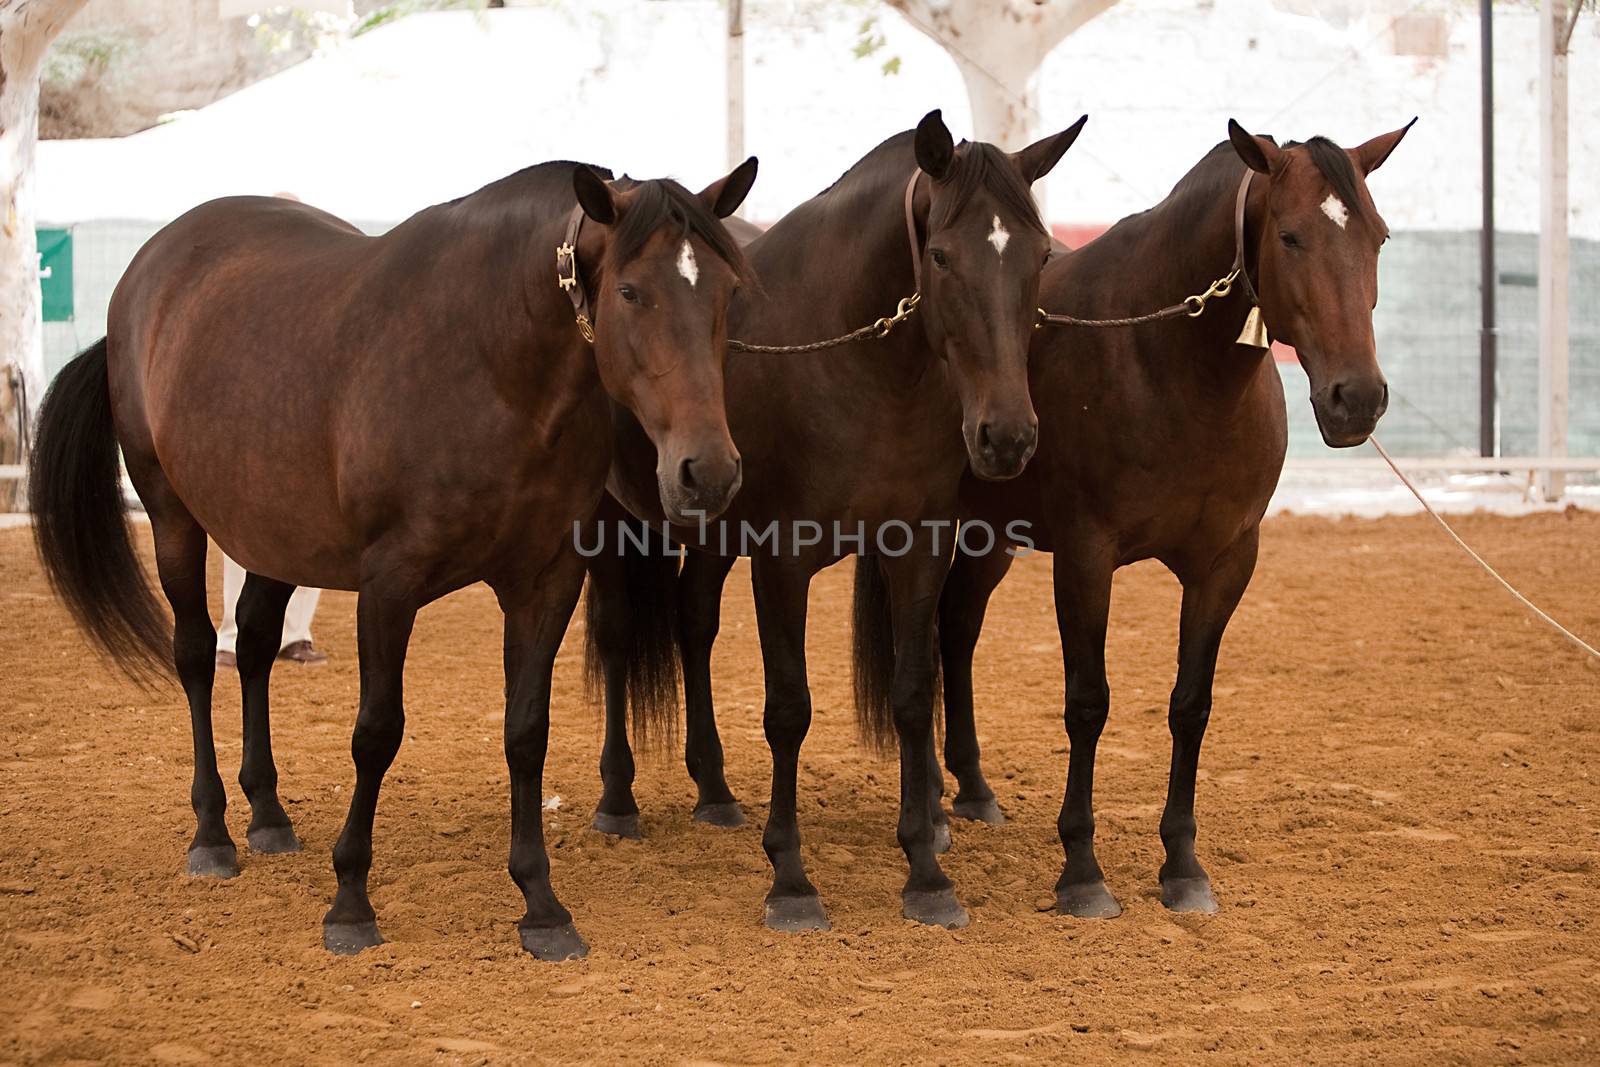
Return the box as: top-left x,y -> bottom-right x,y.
1053,551 -> 1120,918
586,549 -> 641,839
148,512 -> 233,878
322,578 -> 418,955
879,551 -> 966,927
681,549 -> 741,826
234,572 -> 301,853
938,545 -> 1015,825
924,733 -> 950,854
751,555 -> 828,932
1159,528 -> 1258,913
497,550 -> 590,960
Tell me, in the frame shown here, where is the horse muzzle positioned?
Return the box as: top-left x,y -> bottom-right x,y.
967,415 -> 1040,482
658,445 -> 743,525
1311,375 -> 1389,448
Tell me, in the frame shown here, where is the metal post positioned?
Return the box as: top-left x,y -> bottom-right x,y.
1479,0 -> 1498,458
1537,0 -> 1570,500
726,0 -> 745,184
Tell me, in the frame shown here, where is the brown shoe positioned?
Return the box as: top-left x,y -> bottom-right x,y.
277,640 -> 328,666
215,650 -> 237,669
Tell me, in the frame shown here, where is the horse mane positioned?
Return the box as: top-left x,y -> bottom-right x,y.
815,129 -> 1046,235
446,163 -> 752,282
606,177 -> 755,283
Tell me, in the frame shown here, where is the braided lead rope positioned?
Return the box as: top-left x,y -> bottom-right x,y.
1370,436 -> 1600,661
1037,267 -> 1242,330
727,293 -> 921,354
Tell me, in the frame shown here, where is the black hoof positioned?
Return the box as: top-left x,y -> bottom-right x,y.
932,822 -> 952,854
186,844 -> 239,879
590,811 -> 641,840
902,887 -> 969,928
246,824 -> 302,854
1056,880 -> 1122,919
322,920 -> 384,955
764,894 -> 830,933
1161,876 -> 1218,914
693,801 -> 746,828
951,796 -> 1006,825
519,922 -> 589,961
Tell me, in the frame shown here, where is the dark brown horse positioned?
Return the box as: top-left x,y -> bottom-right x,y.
587,111 -> 1084,932
932,119 -> 1413,918
28,157 -> 759,960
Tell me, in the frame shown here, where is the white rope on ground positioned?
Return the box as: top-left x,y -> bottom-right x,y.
1370,436 -> 1600,662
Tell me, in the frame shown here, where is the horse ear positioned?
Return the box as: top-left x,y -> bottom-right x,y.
1013,114 -> 1087,184
1350,117 -> 1417,176
699,156 -> 759,219
573,165 -> 616,225
914,109 -> 955,180
1227,119 -> 1285,176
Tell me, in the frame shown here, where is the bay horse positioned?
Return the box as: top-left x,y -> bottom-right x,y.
931,119 -> 1414,917
28,156 -> 759,960
586,110 -> 1085,932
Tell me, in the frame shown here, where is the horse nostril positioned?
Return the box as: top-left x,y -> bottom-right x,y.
1330,381 -> 1347,414
978,423 -> 994,452
679,456 -> 697,491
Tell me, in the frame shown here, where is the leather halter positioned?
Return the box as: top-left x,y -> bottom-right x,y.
555,205 -> 594,344
1232,168 -> 1259,306
903,169 -> 924,291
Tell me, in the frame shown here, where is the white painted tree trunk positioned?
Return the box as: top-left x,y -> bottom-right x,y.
883,0 -> 1119,215
2,0 -> 88,498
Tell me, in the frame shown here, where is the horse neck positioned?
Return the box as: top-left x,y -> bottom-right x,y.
1096,165 -> 1271,401
749,164 -> 931,383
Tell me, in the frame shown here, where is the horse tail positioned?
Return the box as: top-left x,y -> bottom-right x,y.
583,518 -> 682,748
851,555 -> 898,753
29,338 -> 172,682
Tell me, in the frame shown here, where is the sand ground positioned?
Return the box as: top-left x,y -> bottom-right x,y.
1,513 -> 1597,1065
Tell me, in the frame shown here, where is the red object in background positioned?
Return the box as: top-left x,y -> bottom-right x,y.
1051,222 -> 1297,364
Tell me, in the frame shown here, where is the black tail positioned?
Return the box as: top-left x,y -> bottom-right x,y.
852,555 -> 943,755
851,555 -> 898,754
29,339 -> 171,682
584,518 -> 682,749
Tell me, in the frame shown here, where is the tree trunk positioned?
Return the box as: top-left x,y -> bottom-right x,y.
884,0 -> 1119,216
1,0 -> 88,507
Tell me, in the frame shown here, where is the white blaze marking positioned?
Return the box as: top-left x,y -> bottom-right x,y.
677,240 -> 699,287
1321,194 -> 1349,230
988,214 -> 1010,257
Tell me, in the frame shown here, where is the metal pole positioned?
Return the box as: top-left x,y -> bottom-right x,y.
726,0 -> 745,182
1537,0 -> 1570,500
1479,0 -> 1498,458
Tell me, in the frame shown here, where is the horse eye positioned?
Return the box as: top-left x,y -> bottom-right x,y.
619,285 -> 640,304
931,248 -> 949,269
1279,231 -> 1300,249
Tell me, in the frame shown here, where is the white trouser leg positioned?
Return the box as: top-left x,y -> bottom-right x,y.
217,553 -> 245,654
280,586 -> 320,650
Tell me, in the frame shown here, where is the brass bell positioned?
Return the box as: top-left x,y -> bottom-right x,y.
1236,304 -> 1270,349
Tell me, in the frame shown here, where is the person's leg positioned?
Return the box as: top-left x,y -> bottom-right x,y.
277,586 -> 326,663
280,586 -> 321,649
215,553 -> 245,662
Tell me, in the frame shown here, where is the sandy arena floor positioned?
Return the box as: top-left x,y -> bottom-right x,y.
1,513 -> 1597,1065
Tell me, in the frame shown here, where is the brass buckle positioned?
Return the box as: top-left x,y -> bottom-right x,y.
556,242 -> 579,292
873,292 -> 921,338
575,313 -> 595,345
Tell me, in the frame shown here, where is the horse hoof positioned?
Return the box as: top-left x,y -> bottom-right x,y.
322,920 -> 384,955
902,887 -> 969,929
1161,876 -> 1218,914
932,822 -> 952,854
764,895 -> 830,933
693,801 -> 746,829
186,844 -> 239,879
519,922 -> 589,962
951,797 -> 1006,825
247,825 -> 302,854
590,811 -> 641,840
1056,881 -> 1122,919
